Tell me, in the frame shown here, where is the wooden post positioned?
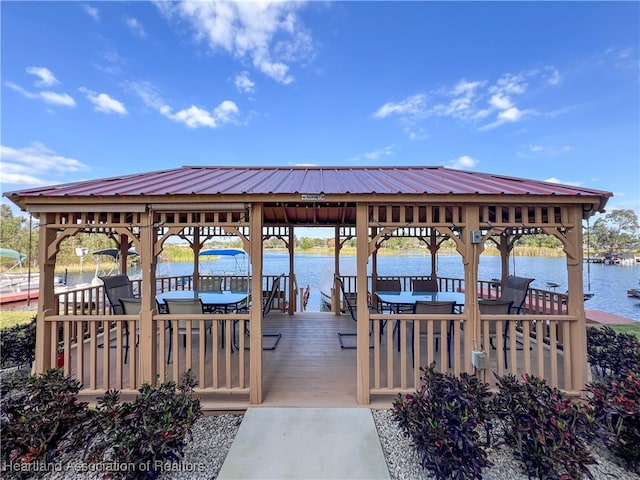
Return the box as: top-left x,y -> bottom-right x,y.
119,235 -> 128,274
356,203 -> 370,405
35,213 -> 57,373
430,228 -> 438,279
288,228 -> 295,314
249,203 -> 263,404
139,210 -> 157,385
332,226 -> 340,315
565,207 -> 587,393
192,229 -> 200,290
465,210 -> 481,375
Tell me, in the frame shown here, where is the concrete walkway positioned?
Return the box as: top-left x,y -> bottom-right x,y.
217,407 -> 391,480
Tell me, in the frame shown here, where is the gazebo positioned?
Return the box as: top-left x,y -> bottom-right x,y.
4,166 -> 612,409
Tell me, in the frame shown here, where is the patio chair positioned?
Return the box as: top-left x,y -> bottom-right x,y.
229,277 -> 251,312
336,276 -> 379,349
478,299 -> 513,368
100,274 -> 135,315
498,276 -> 535,313
235,275 -> 283,350
229,277 -> 250,292
412,300 -> 456,368
99,274 -> 137,362
198,276 -> 222,291
411,277 -> 439,292
259,275 -> 283,350
119,297 -> 142,364
164,298 -> 211,363
375,278 -> 411,317
374,278 -> 400,306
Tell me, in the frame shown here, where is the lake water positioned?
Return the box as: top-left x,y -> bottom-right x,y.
66,252 -> 640,320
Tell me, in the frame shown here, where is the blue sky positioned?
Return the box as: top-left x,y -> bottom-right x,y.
2,1 -> 639,226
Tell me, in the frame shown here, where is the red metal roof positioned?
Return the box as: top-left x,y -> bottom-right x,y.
3,166 -> 613,200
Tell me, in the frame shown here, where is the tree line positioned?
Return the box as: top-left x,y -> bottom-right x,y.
1,204 -> 638,268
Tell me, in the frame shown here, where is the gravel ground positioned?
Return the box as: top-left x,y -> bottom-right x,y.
10,409 -> 640,479
159,410 -> 639,480
371,409 -> 640,480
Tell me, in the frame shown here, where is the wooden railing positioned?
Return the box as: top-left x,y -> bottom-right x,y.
49,312 -> 250,395
50,274 -> 288,400
50,274 -> 578,402
366,310 -> 579,399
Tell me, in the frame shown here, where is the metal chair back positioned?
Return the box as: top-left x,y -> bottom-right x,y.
413,300 -> 455,334
119,297 -> 142,315
499,276 -> 534,313
375,278 -> 401,292
100,274 -> 133,315
198,276 -> 222,291
263,275 -> 282,317
412,278 -> 439,292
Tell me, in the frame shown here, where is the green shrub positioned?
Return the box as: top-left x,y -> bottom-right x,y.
84,370 -> 203,479
493,373 -> 595,480
587,326 -> 640,378
586,372 -> 640,473
0,317 -> 36,368
393,365 -> 493,480
0,369 -> 94,472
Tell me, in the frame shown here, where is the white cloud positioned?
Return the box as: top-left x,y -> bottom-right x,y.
545,66 -> 561,86
5,81 -> 38,99
39,91 -> 76,107
478,106 -> 534,131
6,69 -> 76,107
491,73 -> 528,95
128,81 -> 167,111
172,105 -> 217,128
489,94 -> 512,110
373,68 -> 554,137
235,71 -> 255,93
26,67 -> 59,87
125,17 -> 147,38
79,87 -> 127,114
435,79 -> 485,119
82,4 -> 99,22
213,100 -> 240,124
407,127 -> 429,141
349,145 -> 397,163
601,46 -> 639,71
498,106 -> 524,122
155,1 -> 314,84
445,155 -> 479,170
373,94 -> 427,119
364,145 -> 396,160
128,80 -> 239,128
544,177 -> 582,187
517,144 -> 572,158
0,142 -> 88,185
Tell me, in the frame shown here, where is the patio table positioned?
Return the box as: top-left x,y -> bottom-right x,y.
375,291 -> 466,351
156,290 -> 249,313
375,291 -> 465,312
157,290 -> 249,351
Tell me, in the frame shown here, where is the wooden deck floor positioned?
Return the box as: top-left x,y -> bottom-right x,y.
200,312 -> 396,410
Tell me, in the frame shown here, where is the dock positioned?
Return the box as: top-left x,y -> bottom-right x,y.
0,289 -> 39,305
586,309 -> 637,325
